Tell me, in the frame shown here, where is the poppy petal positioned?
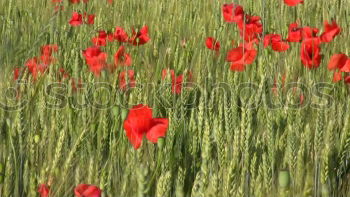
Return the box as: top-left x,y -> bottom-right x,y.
284,0 -> 304,6
340,59 -> 350,72
74,184 -> 101,197
271,41 -> 290,52
230,63 -> 245,71
333,71 -> 342,82
327,54 -> 348,70
146,118 -> 169,143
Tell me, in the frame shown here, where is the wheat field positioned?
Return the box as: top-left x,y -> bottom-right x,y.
0,0 -> 350,196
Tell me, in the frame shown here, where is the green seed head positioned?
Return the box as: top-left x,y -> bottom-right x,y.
112,106 -> 119,117
121,109 -> 128,120
34,135 -> 40,144
321,184 -> 330,197
278,170 -> 290,188
0,163 -> 4,173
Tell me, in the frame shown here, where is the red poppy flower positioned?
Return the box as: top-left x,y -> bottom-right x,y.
40,44 -> 58,64
237,15 -> 263,41
107,0 -> 113,4
119,70 -> 136,90
300,38 -> 322,69
226,40 -> 258,71
222,3 -> 244,23
25,57 -> 48,79
114,46 -> 132,66
301,26 -> 319,39
341,59 -> 350,72
69,12 -> 83,26
106,33 -> 114,42
332,71 -> 342,82
74,184 -> 101,197
161,69 -> 191,94
123,104 -> 169,149
328,54 -> 348,71
113,27 -> 129,42
85,14 -> 95,25
40,55 -> 56,65
162,69 -> 175,80
14,68 -> 21,81
264,34 -> 290,52
129,26 -> 150,46
38,184 -> 50,197
287,22 -> 318,42
299,93 -> 305,105
283,0 -> 304,6
25,58 -> 38,74
271,41 -> 290,52
263,34 -> 282,47
205,37 -> 220,51
327,54 -> 350,82
22,44 -> 58,79
320,20 -> 341,43
171,74 -> 184,94
41,44 -> 58,57
92,31 -> 107,46
287,22 -> 303,42
82,47 -> 107,76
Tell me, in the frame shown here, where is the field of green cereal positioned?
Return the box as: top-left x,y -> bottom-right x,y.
0,0 -> 350,196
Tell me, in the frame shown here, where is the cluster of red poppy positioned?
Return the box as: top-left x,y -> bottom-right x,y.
14,43 -> 83,90
38,183 -> 102,197
81,26 -> 149,77
18,0 -> 191,95
69,12 -> 95,26
90,26 -> 150,47
62,1 -> 170,151
14,45 -> 58,80
15,1 -> 349,196
205,3 -> 345,83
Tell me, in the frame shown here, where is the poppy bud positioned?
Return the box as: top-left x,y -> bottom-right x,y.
278,170 -> 290,188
